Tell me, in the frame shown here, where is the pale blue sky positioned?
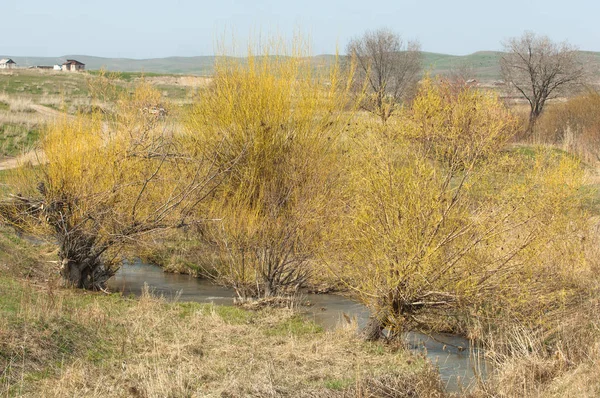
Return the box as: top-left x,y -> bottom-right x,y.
1,0 -> 597,58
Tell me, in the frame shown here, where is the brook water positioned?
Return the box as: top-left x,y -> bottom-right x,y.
108,261 -> 489,392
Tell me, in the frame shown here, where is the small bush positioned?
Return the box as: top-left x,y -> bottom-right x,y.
536,91 -> 600,163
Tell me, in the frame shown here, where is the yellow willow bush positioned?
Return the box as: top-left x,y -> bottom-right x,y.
536,90 -> 600,163
333,79 -> 590,338
186,39 -> 355,298
1,81 -> 222,290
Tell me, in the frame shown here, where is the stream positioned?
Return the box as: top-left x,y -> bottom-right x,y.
108,261 -> 489,392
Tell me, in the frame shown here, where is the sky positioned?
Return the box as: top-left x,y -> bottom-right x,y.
1,0 -> 598,58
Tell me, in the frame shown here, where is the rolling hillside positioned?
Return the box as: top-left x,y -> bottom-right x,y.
1,55 -> 217,75
3,51 -> 599,81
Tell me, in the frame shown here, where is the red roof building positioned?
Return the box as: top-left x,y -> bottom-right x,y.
62,59 -> 85,72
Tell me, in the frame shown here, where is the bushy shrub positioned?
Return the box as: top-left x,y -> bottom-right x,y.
536,91 -> 600,163
333,78 -> 590,336
186,39 -> 354,298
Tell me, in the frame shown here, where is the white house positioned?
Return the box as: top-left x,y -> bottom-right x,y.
0,59 -> 16,69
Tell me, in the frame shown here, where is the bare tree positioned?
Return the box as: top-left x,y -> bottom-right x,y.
500,31 -> 585,135
346,28 -> 421,123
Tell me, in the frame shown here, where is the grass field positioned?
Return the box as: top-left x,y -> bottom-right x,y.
0,123 -> 39,157
0,69 -> 201,159
0,70 -> 89,98
421,51 -> 503,79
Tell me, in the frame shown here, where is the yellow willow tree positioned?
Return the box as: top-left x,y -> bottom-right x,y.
0,81 -> 225,290
186,38 -> 354,298
335,78 -> 589,339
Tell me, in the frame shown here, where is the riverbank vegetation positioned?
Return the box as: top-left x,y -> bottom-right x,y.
1,80 -> 227,290
0,227 -> 444,397
333,79 -> 591,340
2,33 -> 600,396
184,39 -> 354,298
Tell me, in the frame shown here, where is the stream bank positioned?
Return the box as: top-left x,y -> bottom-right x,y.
108,260 -> 490,392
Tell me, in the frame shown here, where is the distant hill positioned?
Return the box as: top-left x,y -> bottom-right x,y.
1,55 -> 217,75
421,51 -> 504,79
3,51 -> 599,81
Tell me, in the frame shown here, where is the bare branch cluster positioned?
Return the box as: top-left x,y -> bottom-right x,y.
500,31 -> 585,135
346,28 -> 422,123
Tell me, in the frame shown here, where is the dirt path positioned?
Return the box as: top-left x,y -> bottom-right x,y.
30,104 -> 73,120
0,151 -> 45,171
0,157 -> 20,171
0,105 -> 68,171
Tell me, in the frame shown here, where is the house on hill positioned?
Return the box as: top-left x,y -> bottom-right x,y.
62,59 -> 85,72
0,59 -> 16,69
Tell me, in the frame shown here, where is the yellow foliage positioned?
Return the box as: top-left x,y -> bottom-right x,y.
4,80 -> 219,289
536,91 -> 600,163
186,38 -> 354,297
333,78 -> 590,333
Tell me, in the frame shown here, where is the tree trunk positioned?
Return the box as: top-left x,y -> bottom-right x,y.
361,316 -> 386,341
526,113 -> 537,139
59,256 -> 114,290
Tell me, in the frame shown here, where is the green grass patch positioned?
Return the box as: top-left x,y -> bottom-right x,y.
209,304 -> 255,324
0,227 -> 53,279
0,123 -> 41,156
324,377 -> 354,390
0,71 -> 90,99
265,314 -> 323,337
87,70 -> 176,82
0,277 -> 24,316
155,84 -> 190,100
579,183 -> 600,215
178,301 -> 256,324
505,144 -> 581,162
0,278 -> 121,395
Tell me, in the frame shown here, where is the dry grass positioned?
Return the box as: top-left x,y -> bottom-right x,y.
0,228 -> 445,398
36,94 -> 64,109
0,280 -> 445,398
465,225 -> 600,397
0,111 -> 47,127
534,92 -> 600,164
0,95 -> 44,125
6,98 -> 35,114
543,361 -> 600,397
468,298 -> 600,398
145,75 -> 212,88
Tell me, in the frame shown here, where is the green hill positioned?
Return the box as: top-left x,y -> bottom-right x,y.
2,51 -> 599,81
1,55 -> 217,75
421,51 -> 503,79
